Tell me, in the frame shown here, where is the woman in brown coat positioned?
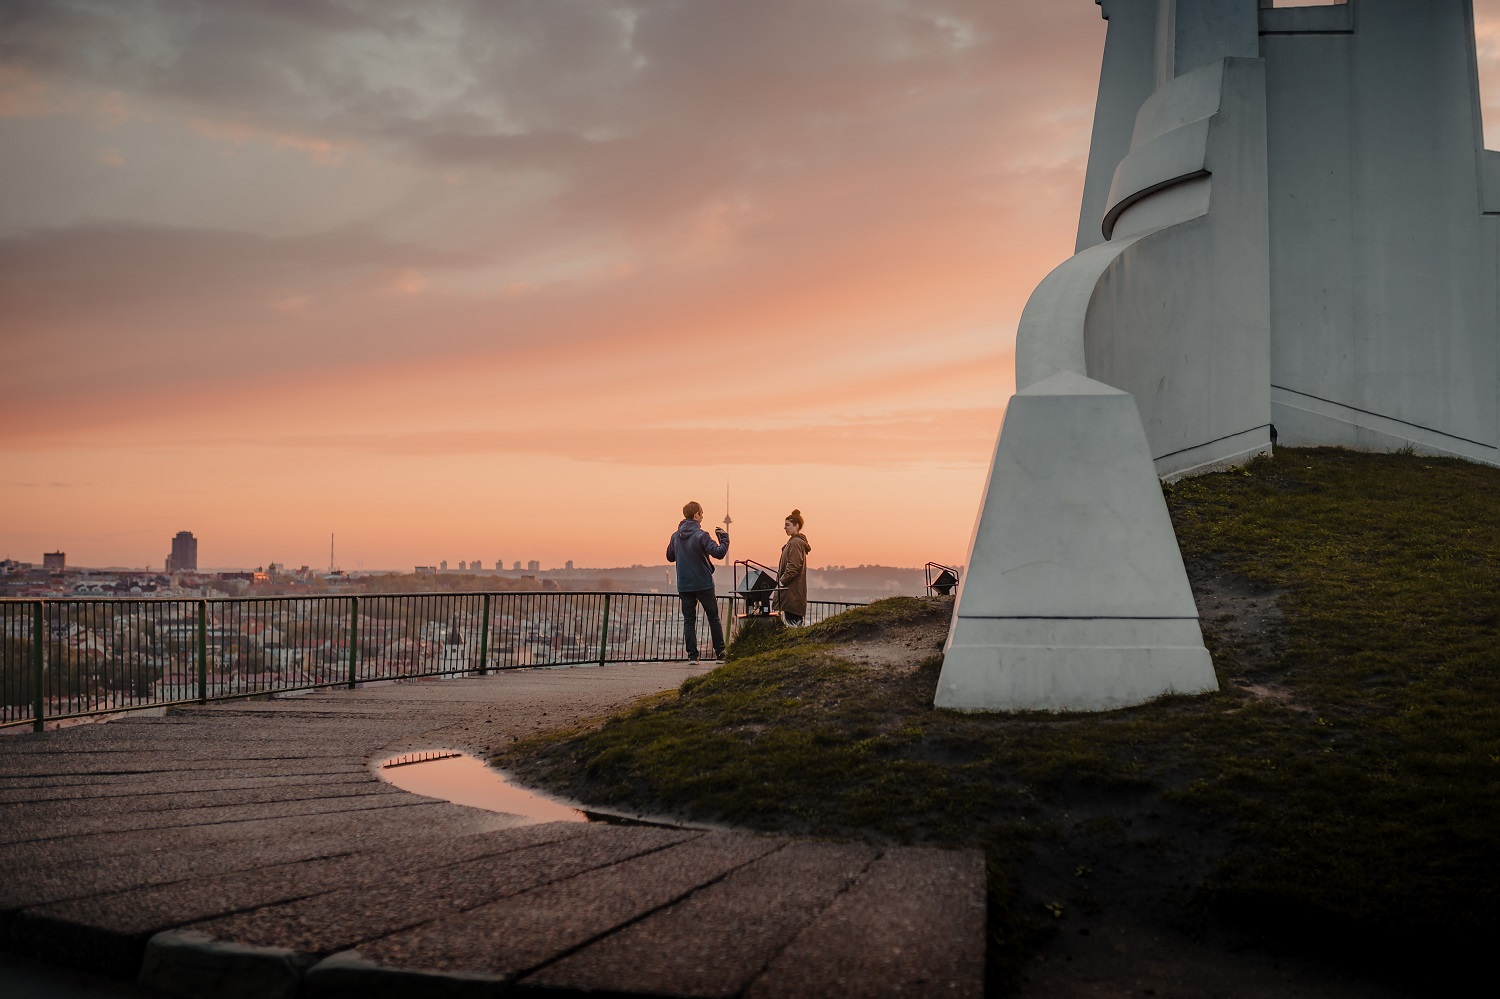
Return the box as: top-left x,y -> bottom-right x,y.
774,509 -> 811,625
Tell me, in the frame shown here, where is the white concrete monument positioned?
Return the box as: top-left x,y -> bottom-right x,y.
937,0 -> 1500,712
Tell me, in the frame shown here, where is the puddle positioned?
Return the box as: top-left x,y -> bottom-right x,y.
378,750 -> 588,824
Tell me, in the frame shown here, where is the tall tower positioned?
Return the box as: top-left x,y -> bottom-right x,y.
939,0 -> 1500,713
168,531 -> 198,573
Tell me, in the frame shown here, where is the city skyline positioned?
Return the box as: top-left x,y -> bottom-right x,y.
5,2 -> 1500,570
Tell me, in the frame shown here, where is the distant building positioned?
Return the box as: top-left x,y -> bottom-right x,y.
472,558 -> 481,570
494,560 -> 503,571
415,566 -> 436,574
512,561 -> 521,571
527,560 -> 540,572
458,560 -> 467,571
165,531 -> 197,573
565,560 -> 574,571
42,551 -> 65,571
440,560 -> 448,571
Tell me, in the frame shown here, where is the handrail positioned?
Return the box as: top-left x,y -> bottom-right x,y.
0,591 -> 865,731
1,589 -> 809,605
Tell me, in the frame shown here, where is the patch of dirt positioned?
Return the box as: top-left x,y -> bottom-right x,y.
829,617 -> 949,672
1183,558 -> 1307,710
1183,558 -> 1288,672
778,597 -> 954,673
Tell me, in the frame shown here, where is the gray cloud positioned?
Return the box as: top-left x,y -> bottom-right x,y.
0,0 -> 1100,245
1,1 -> 1097,159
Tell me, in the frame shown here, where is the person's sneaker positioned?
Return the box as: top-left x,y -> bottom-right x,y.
714,650 -> 726,662
687,653 -> 699,662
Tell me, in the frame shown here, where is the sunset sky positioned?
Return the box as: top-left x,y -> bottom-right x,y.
5,1 -> 1500,573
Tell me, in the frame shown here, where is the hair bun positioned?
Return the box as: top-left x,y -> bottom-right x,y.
790,509 -> 801,517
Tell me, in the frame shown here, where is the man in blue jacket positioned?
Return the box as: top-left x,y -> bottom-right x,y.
666,500 -> 730,661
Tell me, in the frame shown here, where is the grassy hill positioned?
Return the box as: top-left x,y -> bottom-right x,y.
498,447 -> 1500,994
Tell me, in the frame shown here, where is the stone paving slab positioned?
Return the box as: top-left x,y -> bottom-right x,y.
1,741 -> 391,760
746,847 -> 987,999
1,815 -> 519,913
0,776 -> 386,812
1,723 -> 377,753
0,763 -> 368,788
0,745 -> 373,767
13,853 -> 379,979
311,832 -> 786,987
11,824 -> 597,979
0,757 -> 370,773
0,759 -> 371,783
0,771 -> 380,805
519,840 -> 879,998
1,665 -> 984,998
1,727 -> 394,750
0,786 -> 412,845
0,798 -> 502,868
185,825 -> 694,956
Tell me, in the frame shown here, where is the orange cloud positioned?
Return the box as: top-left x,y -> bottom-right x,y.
384,269 -> 429,296
269,292 -> 312,313
0,65 -> 57,118
192,117 -> 351,164
0,65 -> 134,124
273,132 -> 349,165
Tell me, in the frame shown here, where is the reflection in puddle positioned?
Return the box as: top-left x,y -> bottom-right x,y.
379,750 -> 588,824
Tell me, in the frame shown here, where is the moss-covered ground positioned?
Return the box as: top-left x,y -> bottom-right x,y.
497,447 -> 1500,994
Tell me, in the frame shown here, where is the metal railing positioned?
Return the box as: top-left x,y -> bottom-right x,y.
0,592 -> 862,731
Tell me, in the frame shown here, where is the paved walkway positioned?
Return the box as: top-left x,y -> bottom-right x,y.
0,665 -> 984,998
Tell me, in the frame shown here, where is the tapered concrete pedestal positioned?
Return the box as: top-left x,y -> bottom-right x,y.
935,372 -> 1216,712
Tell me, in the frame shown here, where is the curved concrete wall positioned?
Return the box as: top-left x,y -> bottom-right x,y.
1085,57 -> 1273,478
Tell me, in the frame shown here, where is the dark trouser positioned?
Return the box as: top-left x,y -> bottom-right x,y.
679,588 -> 724,659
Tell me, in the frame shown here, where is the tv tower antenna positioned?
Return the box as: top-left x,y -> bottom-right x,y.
329,532 -> 336,573
723,478 -> 732,532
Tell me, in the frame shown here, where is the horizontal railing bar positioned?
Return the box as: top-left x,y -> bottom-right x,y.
0,592 -> 869,606
0,655 -> 647,729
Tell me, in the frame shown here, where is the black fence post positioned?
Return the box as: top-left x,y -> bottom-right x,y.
197,599 -> 208,704
479,593 -> 491,676
597,594 -> 611,667
348,595 -> 359,690
32,600 -> 44,733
